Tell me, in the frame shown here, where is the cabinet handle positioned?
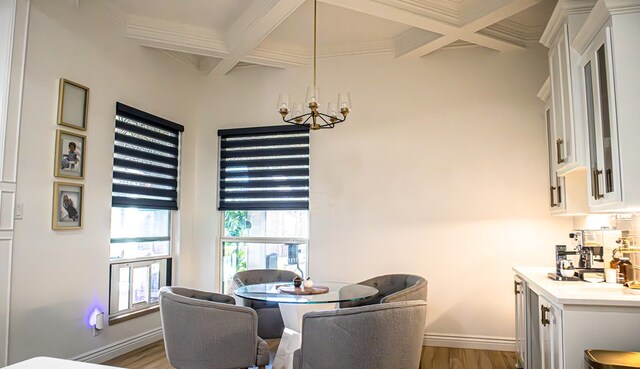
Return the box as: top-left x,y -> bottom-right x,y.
605,168 -> 613,193
556,139 -> 565,164
549,186 -> 557,207
514,281 -> 522,295
593,169 -> 604,200
556,184 -> 562,205
541,305 -> 550,326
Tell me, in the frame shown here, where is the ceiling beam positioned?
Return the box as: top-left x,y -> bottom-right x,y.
124,14 -> 307,71
209,0 -> 306,75
320,0 -> 540,58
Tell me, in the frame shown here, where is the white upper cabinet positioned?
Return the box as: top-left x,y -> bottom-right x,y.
573,0 -> 640,211
541,0 -> 596,175
538,79 -> 588,216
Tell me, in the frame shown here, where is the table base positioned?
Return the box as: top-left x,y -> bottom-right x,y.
272,303 -> 337,369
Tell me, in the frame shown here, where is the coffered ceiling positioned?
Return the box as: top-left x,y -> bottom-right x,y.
109,0 -> 555,74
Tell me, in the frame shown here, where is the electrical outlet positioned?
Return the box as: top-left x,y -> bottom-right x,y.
15,204 -> 23,220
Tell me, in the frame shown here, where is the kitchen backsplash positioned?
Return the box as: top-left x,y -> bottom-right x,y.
574,214 -> 640,245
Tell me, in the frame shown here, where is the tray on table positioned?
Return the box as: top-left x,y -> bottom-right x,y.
277,285 -> 329,295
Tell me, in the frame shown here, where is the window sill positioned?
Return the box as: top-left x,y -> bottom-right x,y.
109,305 -> 159,326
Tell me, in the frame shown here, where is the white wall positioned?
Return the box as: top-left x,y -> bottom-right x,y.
191,47 -> 574,344
9,0 -> 200,363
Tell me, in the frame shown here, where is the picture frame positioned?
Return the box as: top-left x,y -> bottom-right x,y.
57,78 -> 89,130
54,129 -> 86,179
52,182 -> 84,230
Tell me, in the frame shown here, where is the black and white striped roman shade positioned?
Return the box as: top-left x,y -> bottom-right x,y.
218,125 -> 310,211
112,103 -> 184,210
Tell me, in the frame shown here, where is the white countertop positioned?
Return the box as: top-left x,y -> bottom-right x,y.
513,266 -> 640,307
5,357 -> 121,369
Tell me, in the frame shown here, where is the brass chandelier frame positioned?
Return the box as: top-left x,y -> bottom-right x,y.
278,0 -> 350,130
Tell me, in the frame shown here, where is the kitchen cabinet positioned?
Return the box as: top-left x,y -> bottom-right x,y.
513,267 -> 640,369
540,0 -> 595,175
573,0 -> 640,211
537,78 -> 587,215
514,277 -> 526,368
539,296 -> 563,369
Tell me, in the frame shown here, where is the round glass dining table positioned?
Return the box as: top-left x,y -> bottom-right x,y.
234,281 -> 378,305
234,281 -> 378,369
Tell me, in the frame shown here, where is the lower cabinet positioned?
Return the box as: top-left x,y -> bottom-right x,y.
514,271 -> 640,369
514,277 -> 526,368
515,280 -> 564,369
539,296 -> 564,369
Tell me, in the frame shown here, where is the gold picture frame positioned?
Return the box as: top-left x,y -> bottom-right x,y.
54,129 -> 86,179
52,182 -> 84,230
57,78 -> 89,130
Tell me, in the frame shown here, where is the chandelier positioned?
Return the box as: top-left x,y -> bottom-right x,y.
276,0 -> 351,130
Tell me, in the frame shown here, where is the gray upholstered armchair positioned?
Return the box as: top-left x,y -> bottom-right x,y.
231,269 -> 300,339
159,286 -> 269,369
341,273 -> 428,308
293,301 -> 427,369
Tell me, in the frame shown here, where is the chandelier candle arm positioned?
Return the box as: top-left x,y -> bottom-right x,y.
276,0 -> 351,130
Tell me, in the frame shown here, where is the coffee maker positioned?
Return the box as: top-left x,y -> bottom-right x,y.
570,229 -> 622,269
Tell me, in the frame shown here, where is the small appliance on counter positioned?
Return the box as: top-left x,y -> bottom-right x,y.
549,229 -> 622,282
550,245 -> 580,281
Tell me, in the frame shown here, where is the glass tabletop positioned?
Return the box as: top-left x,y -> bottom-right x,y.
234,281 -> 378,304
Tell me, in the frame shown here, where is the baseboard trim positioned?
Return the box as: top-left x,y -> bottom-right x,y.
424,333 -> 516,352
71,327 -> 163,364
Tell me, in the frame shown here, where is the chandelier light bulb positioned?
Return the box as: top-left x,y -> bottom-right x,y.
277,94 -> 290,112
306,87 -> 319,108
327,102 -> 338,118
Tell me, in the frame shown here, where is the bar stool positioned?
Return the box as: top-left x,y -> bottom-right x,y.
585,350 -> 640,369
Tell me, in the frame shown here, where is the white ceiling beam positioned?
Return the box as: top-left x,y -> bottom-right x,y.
210,0 -> 306,75
321,0 -> 539,58
125,15 -> 229,59
124,14 -> 307,71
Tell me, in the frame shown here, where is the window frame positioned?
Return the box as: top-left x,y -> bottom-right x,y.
108,209 -> 175,323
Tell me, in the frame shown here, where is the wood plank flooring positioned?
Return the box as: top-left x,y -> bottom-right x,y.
104,340 -> 517,369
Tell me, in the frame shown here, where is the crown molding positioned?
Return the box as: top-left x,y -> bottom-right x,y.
540,0 -> 597,47
483,18 -> 544,45
244,48 -> 307,68
572,0 -> 640,54
163,51 -> 203,72
378,0 -> 460,24
124,15 -> 229,58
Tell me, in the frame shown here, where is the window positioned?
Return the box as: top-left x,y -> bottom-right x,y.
221,210 -> 309,292
109,103 -> 183,321
218,126 -> 310,292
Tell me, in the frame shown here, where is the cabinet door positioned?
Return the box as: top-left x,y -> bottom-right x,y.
548,24 -> 576,172
545,107 -> 566,213
539,297 -> 564,369
514,277 -> 526,368
583,27 -> 622,208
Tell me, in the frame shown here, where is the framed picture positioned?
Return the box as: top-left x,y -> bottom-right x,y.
52,182 -> 84,230
57,78 -> 89,130
54,129 -> 86,179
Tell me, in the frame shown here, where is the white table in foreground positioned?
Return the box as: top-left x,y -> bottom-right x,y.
5,357 -> 122,369
234,281 -> 378,369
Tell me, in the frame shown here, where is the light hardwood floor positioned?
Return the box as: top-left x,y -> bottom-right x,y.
104,340 -> 518,369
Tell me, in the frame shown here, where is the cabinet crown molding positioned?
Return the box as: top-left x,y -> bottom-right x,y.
537,77 -> 551,101
540,0 -> 597,47
572,0 -> 640,54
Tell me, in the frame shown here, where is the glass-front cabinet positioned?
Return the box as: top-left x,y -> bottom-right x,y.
573,0 -> 640,211
580,28 -> 621,208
